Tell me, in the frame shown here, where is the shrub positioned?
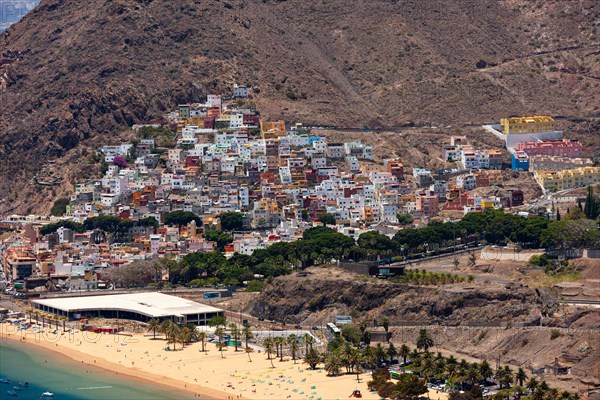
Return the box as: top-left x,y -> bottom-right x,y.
550,329 -> 561,340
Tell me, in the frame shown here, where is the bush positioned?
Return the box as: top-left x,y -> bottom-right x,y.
550,329 -> 561,340
245,280 -> 265,292
50,198 -> 70,216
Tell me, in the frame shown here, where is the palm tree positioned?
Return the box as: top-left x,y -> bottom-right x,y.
263,338 -> 275,368
416,328 -> 434,353
387,343 -> 398,364
245,345 -> 254,362
147,319 -> 160,340
496,366 -> 513,389
433,355 -> 446,377
273,336 -> 285,362
180,326 -> 193,348
166,323 -> 180,351
229,323 -> 240,352
215,327 -> 226,358
287,334 -> 299,363
466,363 -> 481,386
399,344 -> 410,365
445,357 -> 458,381
526,377 -> 538,392
410,348 -> 422,368
515,367 -> 527,387
362,345 -> 377,370
479,359 -> 493,384
340,342 -> 356,373
304,348 -> 321,370
381,317 -> 390,342
375,343 -> 387,366
198,331 -> 207,352
242,324 -> 253,350
159,320 -> 172,340
324,352 -> 342,376
303,333 -> 315,356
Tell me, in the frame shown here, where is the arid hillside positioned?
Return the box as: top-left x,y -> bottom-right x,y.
248,267 -> 600,396
1,0 -> 599,214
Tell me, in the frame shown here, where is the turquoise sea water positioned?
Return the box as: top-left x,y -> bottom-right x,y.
0,341 -> 203,400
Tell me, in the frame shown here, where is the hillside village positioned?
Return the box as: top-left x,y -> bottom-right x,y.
1,89 -> 599,286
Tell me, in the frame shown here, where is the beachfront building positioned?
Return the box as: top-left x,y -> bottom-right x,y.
32,292 -> 224,325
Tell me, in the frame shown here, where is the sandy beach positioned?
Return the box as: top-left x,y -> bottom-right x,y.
0,322 -> 447,400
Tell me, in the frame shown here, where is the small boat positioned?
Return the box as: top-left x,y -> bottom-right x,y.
0,378 -> 11,384
12,386 -> 22,391
18,382 -> 28,387
42,392 -> 54,397
7,389 -> 18,396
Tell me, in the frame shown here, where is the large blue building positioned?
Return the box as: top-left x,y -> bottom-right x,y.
511,151 -> 529,171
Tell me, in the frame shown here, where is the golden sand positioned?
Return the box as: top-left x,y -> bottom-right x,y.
0,322 -> 447,400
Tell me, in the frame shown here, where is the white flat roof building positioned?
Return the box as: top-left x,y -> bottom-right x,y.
32,292 -> 224,325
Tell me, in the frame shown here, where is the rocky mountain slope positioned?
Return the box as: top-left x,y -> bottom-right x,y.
1,0 -> 599,213
250,268 -> 553,326
248,267 -> 600,396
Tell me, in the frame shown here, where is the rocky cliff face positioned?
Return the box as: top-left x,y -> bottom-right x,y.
1,0 -> 599,213
249,268 -> 547,326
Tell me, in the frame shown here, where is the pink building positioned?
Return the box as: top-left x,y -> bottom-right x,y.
514,140 -> 583,158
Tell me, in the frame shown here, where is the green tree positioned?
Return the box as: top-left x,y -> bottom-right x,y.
288,334 -> 299,363
164,211 -> 201,227
205,230 -> 234,251
208,315 -> 227,328
242,324 -> 253,350
39,220 -> 85,236
218,211 -> 245,231
397,213 -> 414,225
416,328 -> 434,353
229,323 -> 240,352
515,367 -> 527,387
399,344 -> 410,365
215,327 -> 226,358
391,373 -> 428,400
304,348 -> 321,370
303,333 -> 315,356
583,186 -> 599,219
479,359 -> 493,383
197,331 -> 207,352
147,318 -> 160,340
318,213 -> 336,226
263,337 -> 275,368
50,198 -> 70,216
387,343 -> 398,363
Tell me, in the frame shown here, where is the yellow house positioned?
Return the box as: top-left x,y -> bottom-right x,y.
481,200 -> 495,209
260,120 -> 286,139
500,116 -> 554,134
535,166 -> 600,192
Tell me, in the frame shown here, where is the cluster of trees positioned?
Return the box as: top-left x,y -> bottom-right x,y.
356,210 -> 599,259
164,211 -> 201,227
39,220 -> 86,235
40,216 -> 159,239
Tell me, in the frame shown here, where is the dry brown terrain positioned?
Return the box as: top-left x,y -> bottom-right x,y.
1,0 -> 599,213
246,266 -> 600,396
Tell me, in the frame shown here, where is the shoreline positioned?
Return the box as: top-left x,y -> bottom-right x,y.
0,322 -> 447,400
0,327 -> 230,399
